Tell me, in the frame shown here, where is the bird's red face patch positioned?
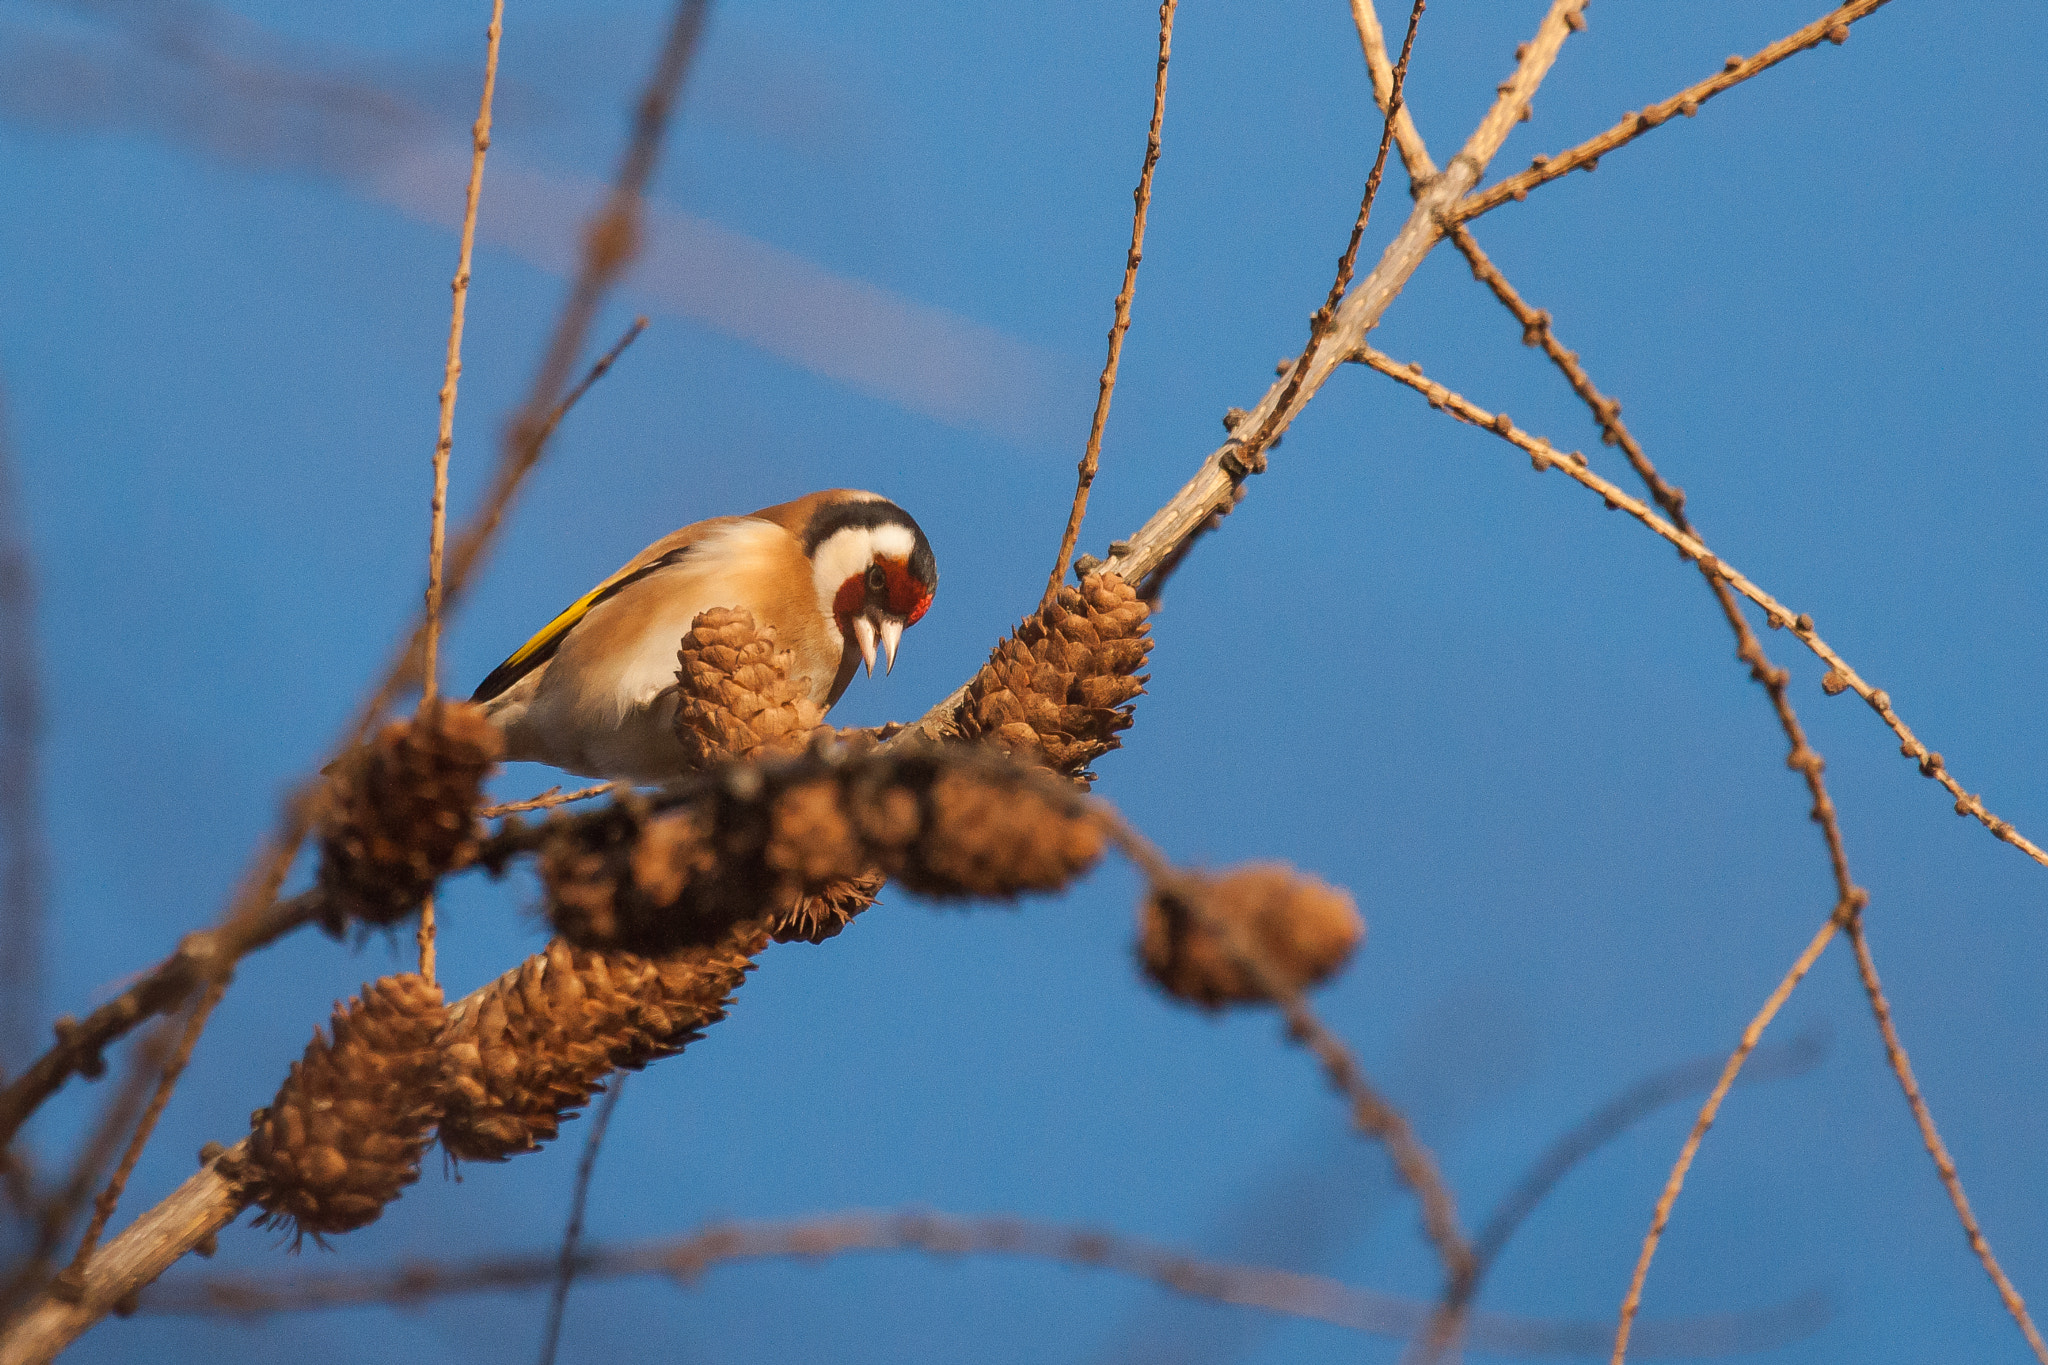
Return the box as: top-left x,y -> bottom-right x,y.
836,558 -> 931,626
882,558 -> 934,625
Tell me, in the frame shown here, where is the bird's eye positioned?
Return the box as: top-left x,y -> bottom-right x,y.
866,563 -> 887,594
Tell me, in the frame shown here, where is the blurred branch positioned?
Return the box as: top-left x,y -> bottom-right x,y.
0,312 -> 653,1156
1350,347 -> 2048,869
0,383 -> 43,1086
134,1207 -> 1828,1358
1472,1029 -> 1826,1279
1042,0 -> 1176,611
538,1076 -> 625,1365
1458,0 -> 1896,220
1101,815 -> 1475,1329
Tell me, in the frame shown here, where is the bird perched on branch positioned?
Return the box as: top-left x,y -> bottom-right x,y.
472,490 -> 937,782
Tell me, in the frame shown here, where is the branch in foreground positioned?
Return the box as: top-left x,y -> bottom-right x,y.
0,735 -> 1341,1362
1457,0 -> 1896,220
134,1208 -> 1829,1359
1350,347 -> 2048,870
0,316 -> 652,1158
1042,0 -> 1176,611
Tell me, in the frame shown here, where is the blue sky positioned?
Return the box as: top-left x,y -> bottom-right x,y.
1,1 -> 2044,1361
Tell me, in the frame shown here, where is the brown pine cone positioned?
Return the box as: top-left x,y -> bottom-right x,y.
675,608 -> 828,767
317,700 -> 501,932
437,928 -> 765,1162
893,764 -> 1104,900
1139,865 -> 1363,1009
776,869 -> 886,945
225,973 -> 447,1243
955,573 -> 1151,784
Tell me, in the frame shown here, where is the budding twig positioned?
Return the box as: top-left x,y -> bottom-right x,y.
418,0 -> 508,986
1351,347 -> 2048,869
1458,0 -> 1896,220
1042,0 -> 1176,613
1845,921 -> 2048,1363
897,0 -> 1590,750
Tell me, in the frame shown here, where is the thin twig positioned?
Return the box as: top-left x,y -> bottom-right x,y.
1243,0 -> 1425,468
1846,920 -> 2048,1362
1350,347 -> 2048,868
418,0 -> 508,987
538,1076 -> 626,1365
131,1208 -> 1829,1357
1458,0 -> 1895,220
1042,0 -> 1177,611
480,783 -> 619,820
58,982 -> 226,1283
1609,912 -> 1845,1365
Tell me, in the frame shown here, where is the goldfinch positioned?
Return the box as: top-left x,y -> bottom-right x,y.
472,489 -> 937,782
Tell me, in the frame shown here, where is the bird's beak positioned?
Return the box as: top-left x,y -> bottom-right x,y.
879,617 -> 904,675
852,613 -> 879,677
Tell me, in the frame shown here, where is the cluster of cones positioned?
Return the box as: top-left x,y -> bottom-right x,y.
240,570 -> 1358,1241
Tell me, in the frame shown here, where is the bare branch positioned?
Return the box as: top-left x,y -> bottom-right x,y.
0,298 -> 655,1160
1610,912 -> 1846,1365
132,1208 -> 1829,1358
1350,347 -> 2048,869
1847,921 -> 2048,1362
479,783 -> 619,820
1473,1030 -> 1825,1280
538,1076 -> 626,1365
896,0 -> 1591,748
1042,0 -> 1176,611
1101,817 -> 1474,1321
1459,0 -> 1896,220
417,0 -> 508,985
0,381 -> 42,1084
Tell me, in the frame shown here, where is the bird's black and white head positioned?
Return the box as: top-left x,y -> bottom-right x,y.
802,492 -> 938,676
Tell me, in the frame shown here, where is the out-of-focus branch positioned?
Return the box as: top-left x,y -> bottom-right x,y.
537,1076 -> 625,1365
1102,816 -> 1474,1327
895,0 -> 1590,749
1351,348 -> 2048,869
1458,0 -> 1895,220
1473,1030 -> 1825,1281
1042,0 -> 1176,611
132,1208 -> 1830,1358
0,382 -> 43,1086
0,312 -> 654,1155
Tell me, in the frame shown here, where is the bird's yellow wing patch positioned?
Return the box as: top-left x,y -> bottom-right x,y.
470,546 -> 697,704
